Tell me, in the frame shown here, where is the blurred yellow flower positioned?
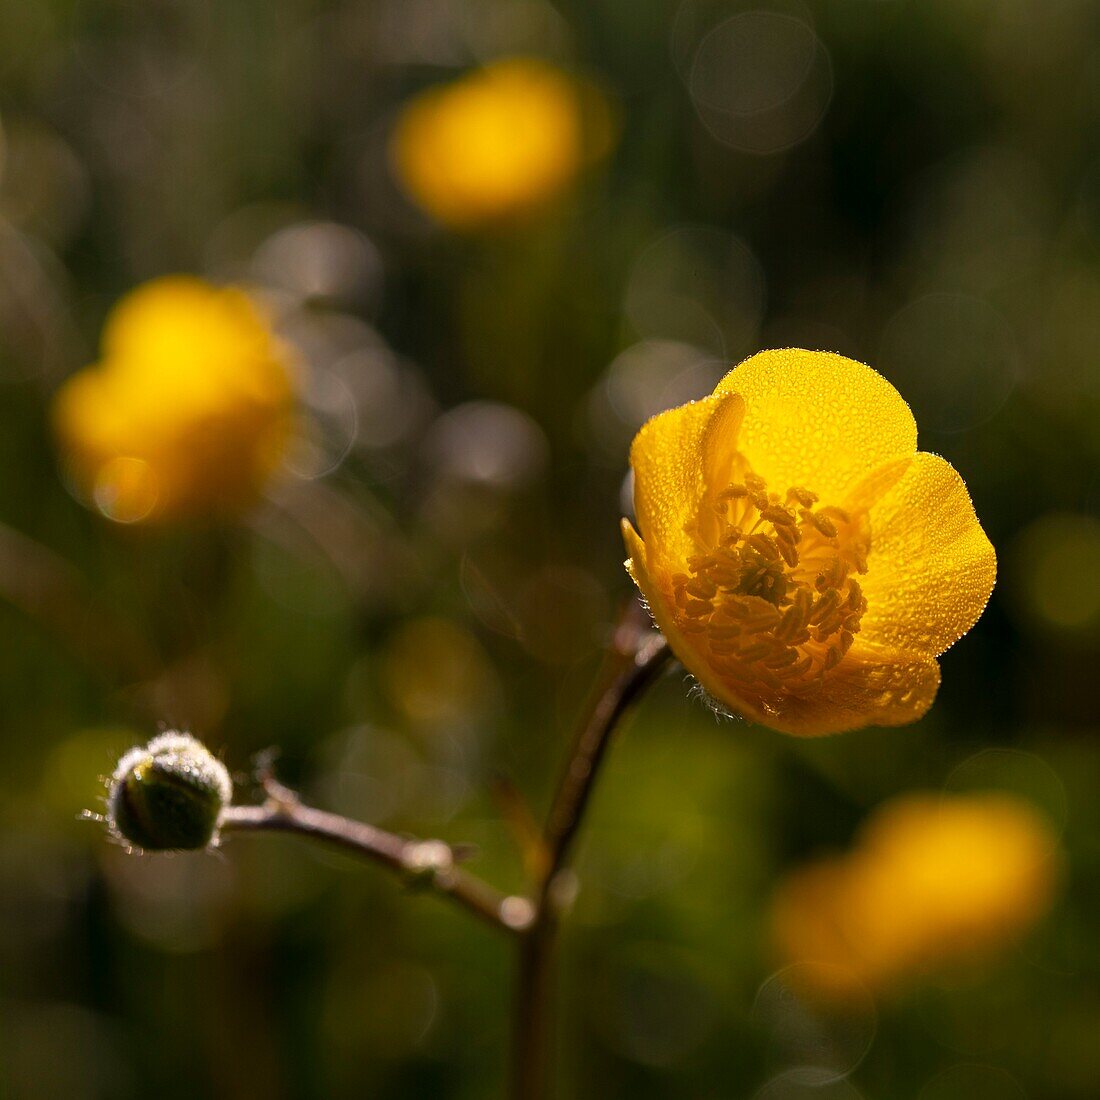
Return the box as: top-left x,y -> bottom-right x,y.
621,349 -> 996,736
53,276 -> 294,524
770,793 -> 1060,995
390,57 -> 611,229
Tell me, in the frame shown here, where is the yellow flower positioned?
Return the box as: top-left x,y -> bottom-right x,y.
770,793 -> 1060,994
53,276 -> 294,524
621,349 -> 996,736
390,57 -> 611,230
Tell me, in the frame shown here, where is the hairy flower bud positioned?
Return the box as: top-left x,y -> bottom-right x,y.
106,732 -> 232,851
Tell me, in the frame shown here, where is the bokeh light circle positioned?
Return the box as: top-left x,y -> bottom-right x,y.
1006,512 -> 1100,640
423,401 -> 549,492
609,340 -> 719,417
92,456 -> 159,524
919,1063 -> 1028,1100
283,368 -> 359,480
686,11 -> 833,154
70,0 -> 211,97
251,221 -> 383,310
624,225 -> 765,354
944,748 -> 1068,843
878,293 -> 1019,433
752,963 -> 877,1082
590,943 -> 721,1067
754,1070 -> 865,1100
691,12 -> 817,115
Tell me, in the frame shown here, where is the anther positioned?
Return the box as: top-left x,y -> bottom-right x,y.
679,453 -> 871,696
747,534 -> 781,560
686,579 -> 717,600
787,487 -> 818,507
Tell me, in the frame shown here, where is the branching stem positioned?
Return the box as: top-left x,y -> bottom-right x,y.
220,775 -> 532,936
510,603 -> 672,1099
188,600 -> 672,1099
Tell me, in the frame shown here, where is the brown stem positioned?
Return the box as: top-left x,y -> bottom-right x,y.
220,783 -> 532,936
510,603 -> 672,1099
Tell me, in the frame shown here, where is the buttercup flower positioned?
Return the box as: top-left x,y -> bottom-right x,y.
390,57 -> 611,230
622,349 -> 996,735
53,276 -> 294,524
770,793 -> 1060,994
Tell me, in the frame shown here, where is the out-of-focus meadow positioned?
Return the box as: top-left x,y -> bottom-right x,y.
1,1 -> 1099,1097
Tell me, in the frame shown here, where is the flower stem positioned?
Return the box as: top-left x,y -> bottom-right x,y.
210,601 -> 672,1097
220,775 -> 531,936
510,603 -> 672,1099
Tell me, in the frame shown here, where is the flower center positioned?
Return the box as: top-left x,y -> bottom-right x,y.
672,454 -> 870,696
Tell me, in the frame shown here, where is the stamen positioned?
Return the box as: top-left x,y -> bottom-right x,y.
676,450 -> 871,702
747,533 -> 781,560
686,579 -> 717,600
708,624 -> 742,640
761,505 -> 796,527
786,487 -> 818,507
809,589 -> 840,624
847,578 -> 863,611
765,647 -> 800,669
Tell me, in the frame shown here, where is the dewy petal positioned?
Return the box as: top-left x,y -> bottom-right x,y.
701,390 -> 747,494
621,515 -> 752,709
778,650 -> 941,736
621,516 -> 708,668
623,512 -> 940,737
715,349 -> 918,505
859,452 -> 996,658
751,645 -> 942,737
630,393 -> 741,570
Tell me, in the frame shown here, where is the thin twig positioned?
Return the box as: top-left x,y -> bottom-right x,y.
220,778 -> 533,936
543,623 -> 670,885
510,601 -> 673,1099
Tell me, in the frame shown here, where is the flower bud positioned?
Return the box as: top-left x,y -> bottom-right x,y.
402,839 -> 455,889
106,732 -> 232,851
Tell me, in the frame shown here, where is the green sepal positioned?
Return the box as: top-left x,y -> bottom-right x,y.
107,732 -> 232,852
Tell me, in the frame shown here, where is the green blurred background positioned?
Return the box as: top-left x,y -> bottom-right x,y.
1,0 -> 1099,1097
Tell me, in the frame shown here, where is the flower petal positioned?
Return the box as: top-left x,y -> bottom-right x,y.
701,390 -> 747,493
715,349 -> 917,504
630,394 -> 738,570
622,517 -> 941,738
782,646 -> 942,735
621,516 -> 699,662
697,644 -> 940,737
622,515 -> 737,708
860,452 -> 996,658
